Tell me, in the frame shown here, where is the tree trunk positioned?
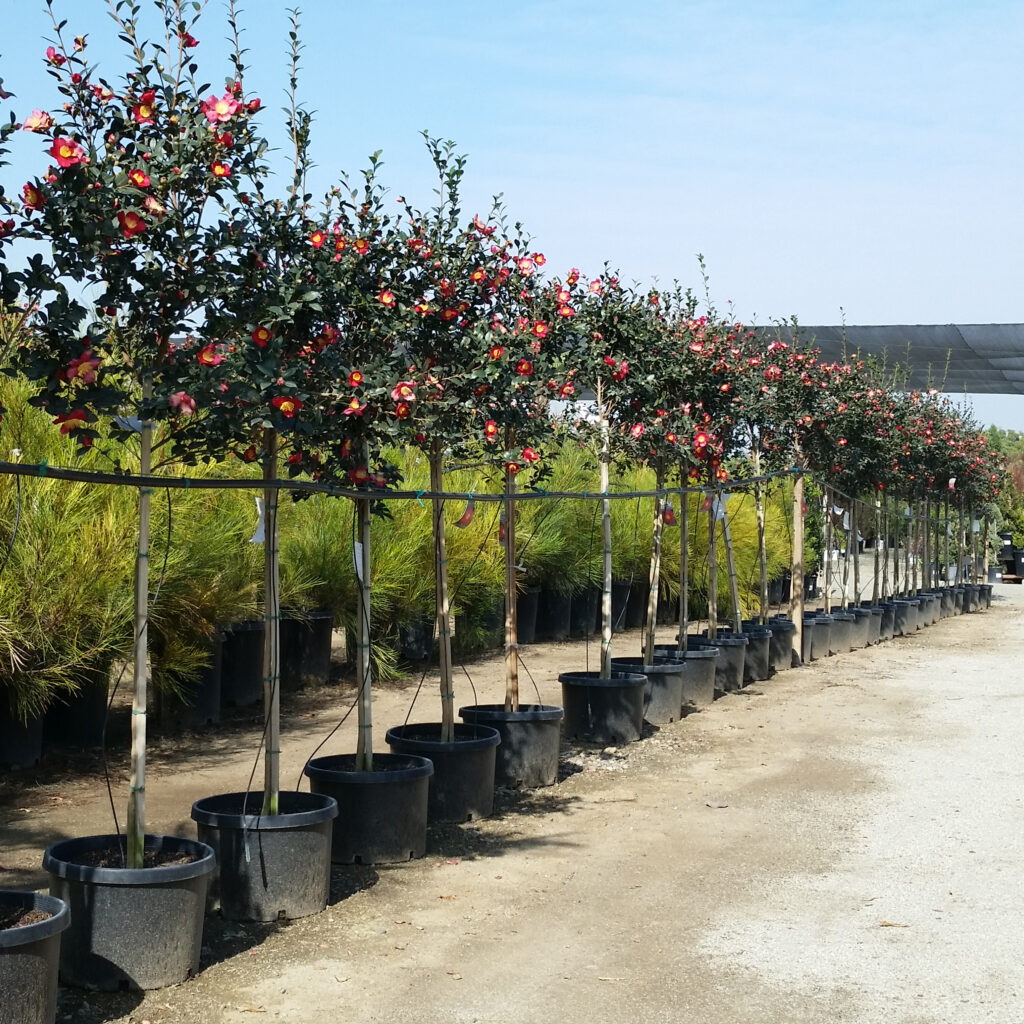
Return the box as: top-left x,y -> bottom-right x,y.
643,463 -> 665,666
872,495 -> 881,604
262,428 -> 281,816
677,471 -> 689,654
753,449 -> 768,623
823,487 -> 833,613
126,382 -> 152,868
720,493 -> 743,633
790,472 -> 805,663
707,485 -> 719,639
599,387 -> 613,679
503,458 -> 520,710
840,502 -> 852,610
982,514 -> 990,580
354,492 -> 373,771
430,443 -> 455,742
852,500 -> 861,604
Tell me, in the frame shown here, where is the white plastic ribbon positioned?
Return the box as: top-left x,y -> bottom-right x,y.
248,496 -> 265,544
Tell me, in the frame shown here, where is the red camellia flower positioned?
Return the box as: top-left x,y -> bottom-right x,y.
22,109 -> 54,133
531,321 -> 548,339
395,401 -> 411,419
354,238 -> 369,255
505,461 -> 520,475
211,161 -> 231,178
631,422 -> 645,439
688,466 -> 702,482
558,382 -> 575,398
470,267 -> 487,283
0,219 -> 14,238
310,229 -> 326,248
484,419 -> 498,442
348,465 -> 369,485
131,89 -> 157,124
197,344 -> 223,366
128,168 -> 150,188
271,395 -> 302,418
414,301 -> 431,315
378,288 -> 396,307
440,308 -> 458,321
666,433 -> 677,443
65,350 -> 101,384
693,430 -> 709,451
168,391 -> 197,416
557,305 -> 575,318
91,84 -> 115,103
22,182 -> 45,210
54,409 -> 88,433
202,91 -> 239,123
180,31 -> 199,47
516,359 -> 533,376
117,210 -> 146,239
49,137 -> 85,168
46,46 -> 65,67
247,97 -> 261,113
716,467 -> 729,482
251,325 -> 272,347
348,370 -> 364,387
343,397 -> 366,417
391,381 -> 416,403
490,344 -> 504,360
612,361 -> 629,381
522,446 -> 540,463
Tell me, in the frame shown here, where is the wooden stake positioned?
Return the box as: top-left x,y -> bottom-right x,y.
872,495 -> 881,604
643,463 -> 665,666
720,491 -> 743,633
262,428 -> 281,816
598,384 -> 613,679
503,458 -> 520,711
753,449 -> 768,622
790,472 -> 805,663
707,485 -> 718,640
126,380 -> 152,869
677,473 -> 689,654
823,486 -> 833,613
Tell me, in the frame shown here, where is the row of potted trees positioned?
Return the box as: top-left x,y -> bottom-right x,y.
0,0 -> 1006,1014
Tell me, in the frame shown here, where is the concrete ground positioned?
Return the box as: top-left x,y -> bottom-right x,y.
3,586 -> 1022,1023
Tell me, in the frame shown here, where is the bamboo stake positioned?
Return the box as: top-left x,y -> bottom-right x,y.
707,486 -> 718,640
262,428 -> 281,815
643,462 -> 665,666
598,384 -> 613,679
430,443 -> 455,742
677,472 -> 689,655
923,498 -> 931,593
944,493 -> 951,589
881,496 -> 890,599
903,503 -> 911,597
852,499 -> 861,605
126,379 -> 152,868
354,491 -> 373,771
790,472 -> 805,664
982,514 -> 990,580
823,487 -> 833,613
503,457 -> 520,711
959,498 -> 967,584
720,492 -> 743,633
840,502 -> 852,610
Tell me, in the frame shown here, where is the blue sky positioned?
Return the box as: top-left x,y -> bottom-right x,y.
4,0 -> 1024,426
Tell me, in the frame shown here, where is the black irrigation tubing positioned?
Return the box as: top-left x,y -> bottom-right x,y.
0,459 -> 800,502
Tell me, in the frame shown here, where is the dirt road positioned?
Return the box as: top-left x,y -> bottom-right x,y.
4,589 -> 1023,1024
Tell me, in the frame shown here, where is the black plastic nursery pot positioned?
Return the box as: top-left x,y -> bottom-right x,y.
157,634 -> 223,731
569,588 -> 600,638
734,625 -> 773,682
800,617 -> 816,663
690,634 -> 748,693
652,645 -> 718,711
516,586 -> 541,645
766,617 -> 797,672
906,597 -> 922,631
43,663 -> 110,750
859,605 -> 883,644
953,587 -> 965,614
535,589 -> 572,642
811,614 -> 832,660
828,611 -> 855,654
281,610 -> 334,690
385,723 -> 501,823
459,704 -> 564,788
964,584 -> 981,613
220,620 -> 264,708
191,791 -> 336,922
879,602 -> 896,641
891,599 -> 912,636
849,608 -> 873,649
939,589 -> 955,617
610,658 -> 684,724
980,583 -> 993,608
42,833 -> 215,991
0,704 -> 43,768
304,754 -> 433,864
0,890 -> 69,1024
558,671 -> 646,745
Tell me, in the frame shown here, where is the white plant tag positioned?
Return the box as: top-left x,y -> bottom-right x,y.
354,541 -> 365,582
249,496 -> 265,544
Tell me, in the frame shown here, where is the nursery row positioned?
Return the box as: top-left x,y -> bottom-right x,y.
0,577 -> 993,1020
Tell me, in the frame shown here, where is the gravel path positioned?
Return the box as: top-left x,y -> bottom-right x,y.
5,586 -> 1022,1024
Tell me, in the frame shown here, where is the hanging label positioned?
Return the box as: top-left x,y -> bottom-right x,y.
248,496 -> 265,544
833,504 -> 844,516
712,495 -> 727,521
904,506 -> 911,518
842,508 -> 850,530
354,541 -> 365,582
972,519 -> 980,534
454,497 -> 476,528
948,477 -> 956,490
663,499 -> 676,526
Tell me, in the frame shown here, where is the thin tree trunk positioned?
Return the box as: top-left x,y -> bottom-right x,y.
354,492 -> 373,771
430,443 -> 455,741
790,472 -> 805,664
677,472 -> 689,654
923,498 -> 931,592
852,499 -> 861,604
823,487 -> 833,613
599,384 -> 613,679
881,496 -> 890,599
959,499 -> 967,584
841,502 -> 852,610
262,428 -> 281,815
643,463 -> 665,666
503,458 -> 520,710
126,381 -> 152,869
720,493 -> 743,633
872,495 -> 881,604
982,514 -> 990,580
903,504 -> 911,597
707,485 -> 719,639
944,493 -> 951,588
753,449 -> 768,623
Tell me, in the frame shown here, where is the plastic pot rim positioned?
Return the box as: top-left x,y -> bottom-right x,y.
557,670 -> 647,688
0,890 -> 70,946
385,722 -> 501,753
458,703 -> 564,724
42,834 -> 215,886
304,753 -> 433,784
609,658 -> 684,678
190,791 -> 338,831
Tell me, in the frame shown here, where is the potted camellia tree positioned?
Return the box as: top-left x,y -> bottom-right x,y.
4,1 -> 270,988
